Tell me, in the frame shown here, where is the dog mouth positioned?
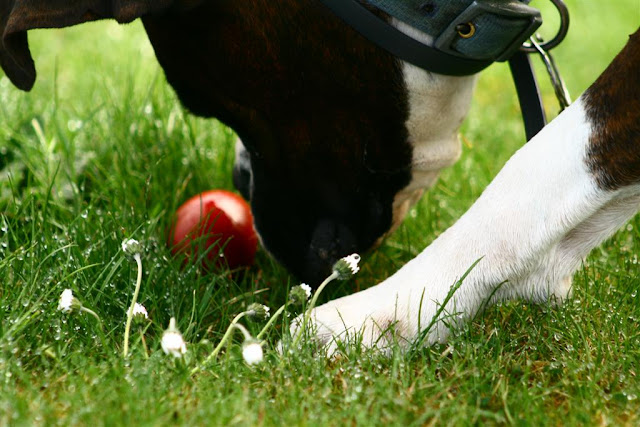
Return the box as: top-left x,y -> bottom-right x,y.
374,169 -> 440,247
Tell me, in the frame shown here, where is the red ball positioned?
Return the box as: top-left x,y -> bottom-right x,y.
169,190 -> 258,270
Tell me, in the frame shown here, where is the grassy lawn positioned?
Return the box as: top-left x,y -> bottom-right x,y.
1,1 -> 639,425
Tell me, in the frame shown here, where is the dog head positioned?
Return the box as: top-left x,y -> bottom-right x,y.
1,0 -> 473,284
144,1 -> 448,284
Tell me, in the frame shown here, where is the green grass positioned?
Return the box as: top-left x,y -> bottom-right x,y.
1,1 -> 639,425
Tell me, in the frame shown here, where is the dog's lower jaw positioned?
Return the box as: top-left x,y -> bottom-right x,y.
293,93 -> 640,354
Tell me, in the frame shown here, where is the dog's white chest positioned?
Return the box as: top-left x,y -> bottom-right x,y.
404,64 -> 477,176
389,62 -> 477,233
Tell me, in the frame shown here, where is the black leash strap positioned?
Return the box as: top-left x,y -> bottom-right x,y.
508,51 -> 546,141
509,0 -> 571,141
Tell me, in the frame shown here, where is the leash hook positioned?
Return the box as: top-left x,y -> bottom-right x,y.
528,34 -> 572,111
520,0 -> 572,112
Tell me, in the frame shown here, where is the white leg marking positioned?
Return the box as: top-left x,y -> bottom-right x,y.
296,96 -> 640,352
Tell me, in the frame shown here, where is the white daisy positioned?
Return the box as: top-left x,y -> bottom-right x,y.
332,253 -> 361,279
289,283 -> 312,306
299,283 -> 312,299
247,303 -> 270,320
132,302 -> 148,319
242,341 -> 264,365
161,318 -> 187,358
58,289 -> 74,312
121,238 -> 141,256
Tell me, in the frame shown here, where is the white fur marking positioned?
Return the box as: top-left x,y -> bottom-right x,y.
387,20 -> 477,231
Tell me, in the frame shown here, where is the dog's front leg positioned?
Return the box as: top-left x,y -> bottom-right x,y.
293,31 -> 640,353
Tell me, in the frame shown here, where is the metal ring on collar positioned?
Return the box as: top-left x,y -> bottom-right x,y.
456,22 -> 476,39
520,0 -> 570,53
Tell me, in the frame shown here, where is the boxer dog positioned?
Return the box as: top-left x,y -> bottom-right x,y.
1,1 -> 638,350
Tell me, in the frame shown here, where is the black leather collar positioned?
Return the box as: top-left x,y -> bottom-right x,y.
318,0 -> 493,76
317,0 -> 559,140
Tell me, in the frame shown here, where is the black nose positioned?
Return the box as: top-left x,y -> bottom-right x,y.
301,219 -> 358,286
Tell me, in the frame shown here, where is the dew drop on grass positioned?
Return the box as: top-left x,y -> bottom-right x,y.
631,290 -> 637,298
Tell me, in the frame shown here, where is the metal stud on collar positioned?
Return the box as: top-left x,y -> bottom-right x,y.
456,22 -> 476,39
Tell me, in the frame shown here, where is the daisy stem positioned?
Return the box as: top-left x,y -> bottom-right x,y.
256,304 -> 286,340
292,271 -> 339,347
232,323 -> 252,341
123,253 -> 143,358
79,306 -> 107,349
192,311 -> 249,374
80,306 -> 102,325
140,330 -> 149,360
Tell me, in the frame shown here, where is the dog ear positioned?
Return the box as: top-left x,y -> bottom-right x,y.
0,0 -> 176,91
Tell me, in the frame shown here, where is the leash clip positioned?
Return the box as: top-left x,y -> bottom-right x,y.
528,34 -> 572,111
519,0 -> 571,113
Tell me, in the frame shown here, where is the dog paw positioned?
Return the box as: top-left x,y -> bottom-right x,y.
286,291 -> 408,355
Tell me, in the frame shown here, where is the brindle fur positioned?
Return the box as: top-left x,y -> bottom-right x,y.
585,29 -> 640,191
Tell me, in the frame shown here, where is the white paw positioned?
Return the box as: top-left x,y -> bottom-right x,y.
286,288 -> 418,355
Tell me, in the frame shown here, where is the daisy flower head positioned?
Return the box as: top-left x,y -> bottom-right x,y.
242,340 -> 264,365
289,283 -> 312,306
58,289 -> 80,313
332,253 -> 361,280
246,303 -> 270,320
161,317 -> 187,358
121,238 -> 141,257
132,302 -> 148,320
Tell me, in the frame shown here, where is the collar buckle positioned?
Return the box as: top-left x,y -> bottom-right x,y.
434,0 -> 542,62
